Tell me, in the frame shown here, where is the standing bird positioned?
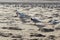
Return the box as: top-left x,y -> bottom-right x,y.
31,17 -> 41,25
15,10 -> 26,18
49,20 -> 60,25
15,10 -> 31,23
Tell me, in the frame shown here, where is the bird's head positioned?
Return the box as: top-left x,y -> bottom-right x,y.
31,18 -> 34,20
31,18 -> 32,20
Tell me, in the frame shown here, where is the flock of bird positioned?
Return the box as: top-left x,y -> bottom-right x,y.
15,10 -> 60,25
15,10 -> 41,24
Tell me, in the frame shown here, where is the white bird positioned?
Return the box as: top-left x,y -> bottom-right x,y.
31,17 -> 41,25
15,10 -> 26,18
15,10 -> 31,23
49,20 -> 60,25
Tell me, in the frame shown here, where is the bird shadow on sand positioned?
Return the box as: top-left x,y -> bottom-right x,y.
19,15 -> 31,23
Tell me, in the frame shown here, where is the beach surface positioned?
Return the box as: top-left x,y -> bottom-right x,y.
0,6 -> 60,40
